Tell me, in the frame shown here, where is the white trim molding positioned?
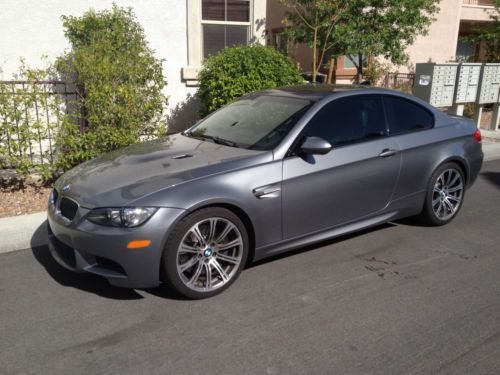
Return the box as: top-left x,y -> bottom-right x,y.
183,0 -> 267,86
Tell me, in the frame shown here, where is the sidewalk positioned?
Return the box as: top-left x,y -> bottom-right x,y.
1,140 -> 500,255
0,211 -> 47,254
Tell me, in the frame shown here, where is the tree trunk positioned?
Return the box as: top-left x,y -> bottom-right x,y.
327,57 -> 337,84
356,53 -> 363,83
312,27 -> 318,83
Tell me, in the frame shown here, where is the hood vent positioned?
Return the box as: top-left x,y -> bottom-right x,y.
171,154 -> 193,160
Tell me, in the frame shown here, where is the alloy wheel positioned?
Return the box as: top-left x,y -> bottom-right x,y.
176,217 -> 244,292
432,168 -> 463,221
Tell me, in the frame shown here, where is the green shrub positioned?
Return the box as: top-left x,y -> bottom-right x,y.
55,5 -> 167,170
197,45 -> 303,114
0,61 -> 61,180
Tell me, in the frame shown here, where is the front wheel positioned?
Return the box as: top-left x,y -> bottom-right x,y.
162,207 -> 249,299
419,163 -> 465,226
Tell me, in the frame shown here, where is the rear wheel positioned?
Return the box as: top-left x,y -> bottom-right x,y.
162,207 -> 248,299
419,163 -> 465,226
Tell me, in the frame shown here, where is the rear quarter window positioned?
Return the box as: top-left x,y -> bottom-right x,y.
384,96 -> 434,135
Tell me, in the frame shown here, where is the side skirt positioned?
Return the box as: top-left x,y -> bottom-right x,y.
254,211 -> 399,262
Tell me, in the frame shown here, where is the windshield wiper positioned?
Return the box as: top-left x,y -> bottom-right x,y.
188,133 -> 241,148
211,136 -> 240,148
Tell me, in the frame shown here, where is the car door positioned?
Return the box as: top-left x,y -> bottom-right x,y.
281,94 -> 401,239
382,95 -> 436,200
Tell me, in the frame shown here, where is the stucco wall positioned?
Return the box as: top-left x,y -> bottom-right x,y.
265,0 -> 313,72
461,3 -> 497,21
0,0 -> 195,112
402,0 -> 463,72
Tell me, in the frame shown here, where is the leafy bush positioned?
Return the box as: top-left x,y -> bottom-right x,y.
55,5 -> 167,170
0,61 -> 61,180
197,45 -> 303,114
363,59 -> 391,85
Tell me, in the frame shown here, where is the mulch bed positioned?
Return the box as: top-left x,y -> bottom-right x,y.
0,184 -> 52,218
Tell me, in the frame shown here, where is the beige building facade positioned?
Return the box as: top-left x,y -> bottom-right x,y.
266,0 -> 498,80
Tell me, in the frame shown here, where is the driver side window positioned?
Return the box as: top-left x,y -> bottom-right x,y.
305,95 -> 387,147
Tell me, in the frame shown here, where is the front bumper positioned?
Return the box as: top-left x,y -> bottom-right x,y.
47,204 -> 186,288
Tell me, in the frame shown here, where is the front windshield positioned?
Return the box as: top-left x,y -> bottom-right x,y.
186,95 -> 312,150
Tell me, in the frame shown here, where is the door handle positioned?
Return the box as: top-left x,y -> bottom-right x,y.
379,149 -> 397,158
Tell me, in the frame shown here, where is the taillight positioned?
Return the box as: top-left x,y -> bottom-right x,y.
474,129 -> 482,143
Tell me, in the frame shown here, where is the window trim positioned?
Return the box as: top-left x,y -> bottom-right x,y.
185,0 -> 266,86
201,20 -> 251,26
381,95 -> 435,136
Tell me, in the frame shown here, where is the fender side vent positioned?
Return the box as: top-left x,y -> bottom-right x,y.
171,154 -> 193,159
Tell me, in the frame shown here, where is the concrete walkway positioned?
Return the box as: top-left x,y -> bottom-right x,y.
0,212 -> 47,254
1,139 -> 500,255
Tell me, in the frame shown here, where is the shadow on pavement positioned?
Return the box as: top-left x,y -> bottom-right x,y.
30,221 -> 144,300
250,223 -> 396,268
28,217 -> 419,299
144,286 -> 189,300
394,217 -> 433,227
481,172 -> 500,189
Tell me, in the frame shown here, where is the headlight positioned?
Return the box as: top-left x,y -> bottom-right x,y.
48,189 -> 58,209
87,207 -> 158,227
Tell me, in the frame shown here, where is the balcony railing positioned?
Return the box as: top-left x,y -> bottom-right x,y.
462,0 -> 494,6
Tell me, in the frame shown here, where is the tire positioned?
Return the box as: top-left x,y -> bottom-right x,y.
419,162 -> 465,226
162,207 -> 249,299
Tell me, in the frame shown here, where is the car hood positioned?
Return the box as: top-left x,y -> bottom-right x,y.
55,134 -> 270,208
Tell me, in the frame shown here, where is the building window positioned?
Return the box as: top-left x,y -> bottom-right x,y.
343,55 -> 359,69
456,40 -> 476,61
342,55 -> 368,70
202,0 -> 251,58
272,32 -> 288,54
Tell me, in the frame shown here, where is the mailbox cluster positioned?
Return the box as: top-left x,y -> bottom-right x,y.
413,63 -> 458,107
413,63 -> 500,131
455,63 -> 481,104
478,64 -> 500,105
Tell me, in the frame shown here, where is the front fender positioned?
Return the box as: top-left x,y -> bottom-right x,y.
132,160 -> 284,249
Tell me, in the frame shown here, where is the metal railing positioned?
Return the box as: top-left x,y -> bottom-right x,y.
0,80 -> 78,167
383,73 -> 415,93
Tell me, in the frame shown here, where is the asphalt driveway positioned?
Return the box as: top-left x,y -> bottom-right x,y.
1,160 -> 499,374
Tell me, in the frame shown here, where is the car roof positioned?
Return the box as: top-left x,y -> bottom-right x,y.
247,83 -> 452,126
243,84 -> 450,123
253,84 -> 408,102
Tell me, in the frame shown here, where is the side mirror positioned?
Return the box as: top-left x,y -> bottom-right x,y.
300,136 -> 332,155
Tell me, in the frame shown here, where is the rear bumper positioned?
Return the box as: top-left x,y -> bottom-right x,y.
47,206 -> 186,288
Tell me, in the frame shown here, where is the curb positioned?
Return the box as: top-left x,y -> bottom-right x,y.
0,211 -> 47,254
483,142 -> 500,162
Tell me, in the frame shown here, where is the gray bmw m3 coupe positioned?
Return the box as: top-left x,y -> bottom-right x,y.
48,85 -> 483,299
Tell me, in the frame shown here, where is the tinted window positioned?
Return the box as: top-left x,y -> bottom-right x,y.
305,95 -> 387,147
384,96 -> 434,135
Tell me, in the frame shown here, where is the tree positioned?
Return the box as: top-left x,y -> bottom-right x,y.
281,0 -> 439,82
461,0 -> 500,62
342,0 -> 440,82
55,5 -> 167,169
280,0 -> 349,82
